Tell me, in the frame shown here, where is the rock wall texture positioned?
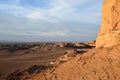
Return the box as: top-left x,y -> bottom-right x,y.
96,0 -> 120,47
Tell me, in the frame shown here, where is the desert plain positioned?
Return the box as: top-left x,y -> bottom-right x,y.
0,42 -> 94,80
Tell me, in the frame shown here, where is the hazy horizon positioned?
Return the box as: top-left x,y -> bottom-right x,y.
0,0 -> 103,42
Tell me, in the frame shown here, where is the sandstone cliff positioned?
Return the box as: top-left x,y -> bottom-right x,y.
96,0 -> 120,47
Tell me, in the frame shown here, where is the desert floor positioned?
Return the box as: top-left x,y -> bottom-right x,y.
0,42 -> 94,79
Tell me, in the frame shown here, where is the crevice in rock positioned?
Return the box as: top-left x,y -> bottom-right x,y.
113,19 -> 120,30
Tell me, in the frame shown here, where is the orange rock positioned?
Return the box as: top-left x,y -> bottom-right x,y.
96,0 -> 120,47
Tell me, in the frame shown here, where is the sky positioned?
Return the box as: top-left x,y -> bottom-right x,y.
0,0 -> 104,42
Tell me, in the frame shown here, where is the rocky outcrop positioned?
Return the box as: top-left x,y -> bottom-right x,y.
96,0 -> 120,47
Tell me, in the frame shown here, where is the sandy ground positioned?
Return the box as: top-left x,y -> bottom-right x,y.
6,44 -> 120,80
0,42 -> 94,80
0,43 -> 78,79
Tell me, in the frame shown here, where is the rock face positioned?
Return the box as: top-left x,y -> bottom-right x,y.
96,0 -> 120,47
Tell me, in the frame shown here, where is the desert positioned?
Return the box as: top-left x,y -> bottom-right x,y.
1,0 -> 120,80
0,42 -> 94,80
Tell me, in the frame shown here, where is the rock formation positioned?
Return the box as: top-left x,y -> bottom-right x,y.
96,0 -> 120,47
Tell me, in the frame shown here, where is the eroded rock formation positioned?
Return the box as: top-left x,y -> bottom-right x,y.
96,0 -> 120,47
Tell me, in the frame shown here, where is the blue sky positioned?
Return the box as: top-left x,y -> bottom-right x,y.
0,0 -> 103,42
